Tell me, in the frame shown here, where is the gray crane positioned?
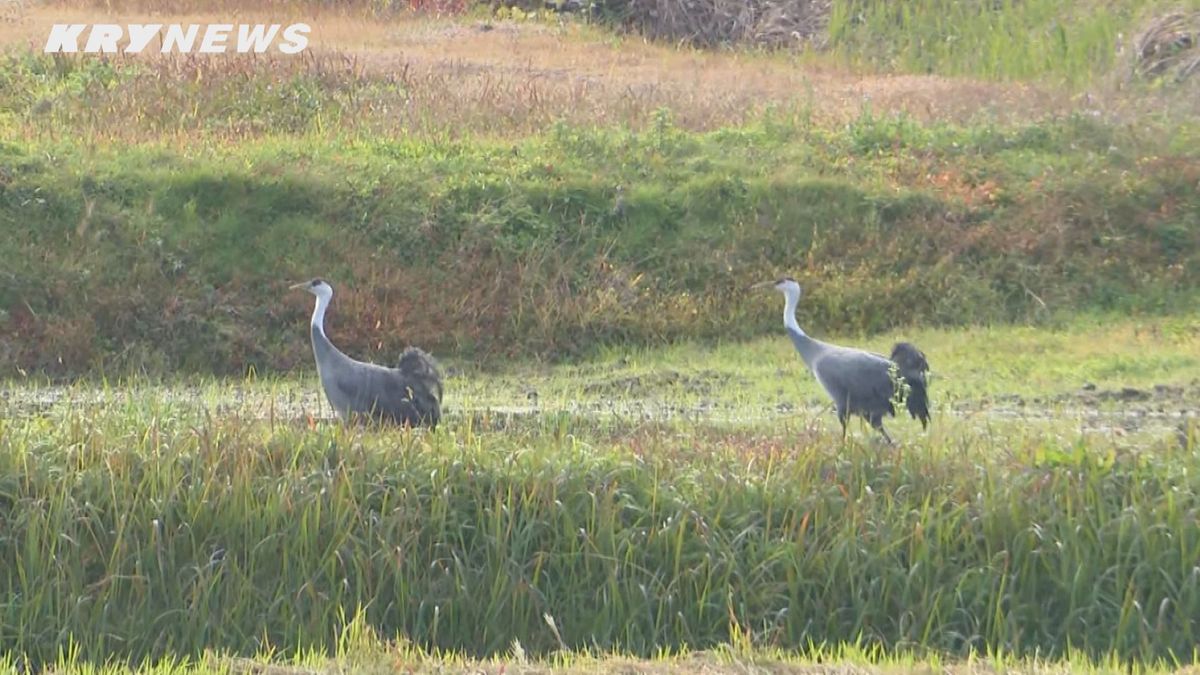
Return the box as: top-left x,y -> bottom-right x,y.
291,279 -> 443,428
754,277 -> 930,443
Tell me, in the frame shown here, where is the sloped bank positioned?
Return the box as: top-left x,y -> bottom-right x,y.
1,114 -> 1197,377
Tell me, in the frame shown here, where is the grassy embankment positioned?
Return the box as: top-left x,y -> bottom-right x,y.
0,46 -> 1196,377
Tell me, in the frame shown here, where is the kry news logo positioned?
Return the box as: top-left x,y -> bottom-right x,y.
44,24 -> 312,54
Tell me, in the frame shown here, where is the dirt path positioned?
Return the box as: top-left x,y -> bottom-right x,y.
1,4 -> 1075,127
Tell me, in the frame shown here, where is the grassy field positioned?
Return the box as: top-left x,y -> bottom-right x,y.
19,0 -> 1199,87
2,1 -> 1199,672
2,6 -> 1198,380
3,314 -> 1199,669
10,309 -> 1200,429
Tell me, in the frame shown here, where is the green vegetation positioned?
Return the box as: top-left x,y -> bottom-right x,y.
826,0 -> 1166,86
2,383 -> 1198,666
0,641 -> 1187,675
3,3 -> 1199,671
2,53 -> 1198,377
3,316 -> 1198,668
451,312 -> 1200,409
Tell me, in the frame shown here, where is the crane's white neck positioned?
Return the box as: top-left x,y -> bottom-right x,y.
779,284 -> 821,368
310,287 -> 333,335
782,286 -> 805,336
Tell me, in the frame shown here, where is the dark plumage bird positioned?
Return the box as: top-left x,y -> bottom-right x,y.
291,279 -> 443,428
890,341 -> 930,429
754,277 -> 932,443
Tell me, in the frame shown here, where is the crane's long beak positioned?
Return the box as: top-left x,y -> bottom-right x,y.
288,281 -> 310,291
749,280 -> 774,290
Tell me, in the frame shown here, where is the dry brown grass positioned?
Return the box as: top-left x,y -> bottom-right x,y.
0,2 -> 1077,141
610,0 -> 832,48
1133,10 -> 1200,83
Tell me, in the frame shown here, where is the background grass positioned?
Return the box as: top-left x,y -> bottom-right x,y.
35,0 -> 1198,89
826,0 -> 1165,86
2,88 -> 1198,376
1,5 -> 1197,378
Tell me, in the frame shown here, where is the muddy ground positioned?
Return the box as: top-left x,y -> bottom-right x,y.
4,371 -> 1197,443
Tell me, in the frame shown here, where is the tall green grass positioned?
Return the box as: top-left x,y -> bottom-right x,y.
1,398 -> 1197,666
827,0 -> 1160,86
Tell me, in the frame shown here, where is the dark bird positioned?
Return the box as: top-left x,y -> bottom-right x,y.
291,279 -> 442,428
889,341 -> 930,429
754,277 -> 931,443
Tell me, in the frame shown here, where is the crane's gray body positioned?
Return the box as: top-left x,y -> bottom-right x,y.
763,278 -> 930,442
297,280 -> 442,428
786,327 -> 899,431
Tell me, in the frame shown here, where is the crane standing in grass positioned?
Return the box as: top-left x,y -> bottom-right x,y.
754,277 -> 931,443
291,278 -> 443,428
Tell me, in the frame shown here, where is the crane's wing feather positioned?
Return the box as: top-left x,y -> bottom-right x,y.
329,359 -> 441,428
397,347 -> 444,402
377,372 -> 441,428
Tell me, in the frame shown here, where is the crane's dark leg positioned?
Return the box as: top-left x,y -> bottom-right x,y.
836,406 -> 849,441
878,424 -> 894,445
872,418 -> 895,446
